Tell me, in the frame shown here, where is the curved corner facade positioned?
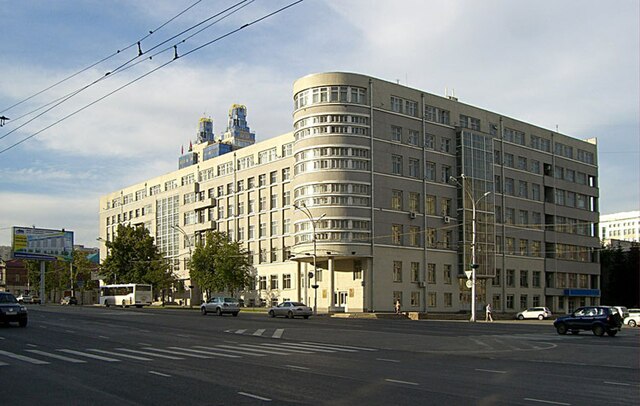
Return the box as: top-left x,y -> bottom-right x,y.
99,72 -> 600,315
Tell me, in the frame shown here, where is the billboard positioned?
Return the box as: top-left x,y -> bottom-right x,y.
11,226 -> 74,261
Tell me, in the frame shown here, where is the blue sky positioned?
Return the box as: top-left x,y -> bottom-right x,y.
1,0 -> 638,248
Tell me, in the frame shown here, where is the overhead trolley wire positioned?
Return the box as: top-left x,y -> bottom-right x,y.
0,0 -> 251,142
0,0 -> 204,116
0,0 -> 305,155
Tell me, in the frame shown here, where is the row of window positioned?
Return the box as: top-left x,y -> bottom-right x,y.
294,182 -> 370,198
294,125 -> 370,140
294,86 -> 367,110
295,147 -> 369,161
294,114 -> 369,130
294,158 -> 370,175
491,269 -> 543,288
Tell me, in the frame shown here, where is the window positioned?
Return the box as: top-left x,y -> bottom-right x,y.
282,167 -> 291,181
520,270 -> 529,287
441,165 -> 451,183
532,184 -> 541,201
506,237 -> 515,254
531,160 -> 540,174
410,292 -> 420,307
443,230 -> 452,249
409,226 -> 420,247
393,261 -> 402,282
409,158 -> 420,178
444,292 -> 452,307
492,268 -> 501,286
409,192 -> 420,213
425,195 -> 436,215
506,269 -> 515,287
428,292 -> 437,307
392,224 -> 403,245
391,125 -> 402,142
440,137 -> 451,153
426,228 -> 437,248
270,275 -> 278,289
405,100 -> 418,117
407,129 -> 419,146
411,262 -> 420,282
258,174 -> 266,187
441,198 -> 452,216
520,295 -> 528,310
425,105 -> 450,125
460,114 -> 480,131
283,274 -> 291,289
425,162 -> 436,181
258,276 -> 267,290
428,263 -> 436,283
518,210 -> 528,227
390,96 -> 403,113
532,271 -> 541,288
443,264 -> 452,284
506,295 -> 514,310
270,171 -> 277,184
425,134 -> 435,149
392,155 -> 403,175
392,190 -> 403,210
504,153 -> 514,168
518,181 -> 528,198
519,239 -> 528,256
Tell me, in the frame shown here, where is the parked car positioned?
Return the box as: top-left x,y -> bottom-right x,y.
200,297 -> 240,316
516,307 -> 552,320
553,306 -> 622,336
268,301 -> 312,319
16,294 -> 32,304
60,296 -> 78,305
0,292 -> 28,327
623,314 -> 640,327
610,306 -> 629,319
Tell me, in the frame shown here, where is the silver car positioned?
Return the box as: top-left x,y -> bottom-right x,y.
268,301 -> 312,319
200,297 -> 240,317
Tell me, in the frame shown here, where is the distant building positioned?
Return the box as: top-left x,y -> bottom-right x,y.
99,72 -> 600,314
600,211 -> 640,246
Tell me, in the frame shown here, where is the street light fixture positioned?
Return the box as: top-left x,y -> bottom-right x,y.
293,202 -> 326,315
450,174 -> 491,322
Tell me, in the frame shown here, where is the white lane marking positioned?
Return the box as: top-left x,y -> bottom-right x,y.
26,343 -> 38,347
302,341 -> 377,351
475,368 -> 507,374
58,349 -> 120,362
235,329 -> 247,334
377,358 -> 400,363
0,361 -> 8,366
149,371 -> 171,377
65,330 -> 75,333
272,328 -> 284,338
193,346 -> 266,357
87,349 -> 152,361
470,338 -> 494,350
0,350 -> 49,365
138,329 -> 150,333
285,365 -> 310,370
138,343 -> 152,346
116,348 -> 183,360
603,381 -> 631,386
0,337 -> 4,340
259,343 -> 314,354
288,342 -> 356,352
238,392 -> 271,402
169,347 -> 240,358
253,329 -> 266,336
524,398 -> 571,405
223,344 -> 290,355
98,336 -> 110,339
385,379 -> 419,386
142,347 -> 210,359
175,334 -> 191,338
26,350 -> 86,363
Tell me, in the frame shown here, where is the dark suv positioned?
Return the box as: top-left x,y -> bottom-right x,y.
554,306 -> 622,337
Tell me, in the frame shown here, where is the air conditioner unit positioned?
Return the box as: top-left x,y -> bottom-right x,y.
418,281 -> 426,288
443,216 -> 452,223
409,211 -> 417,219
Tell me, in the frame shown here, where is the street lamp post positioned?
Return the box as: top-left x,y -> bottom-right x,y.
450,174 -> 491,322
171,225 -> 193,308
294,202 -> 325,315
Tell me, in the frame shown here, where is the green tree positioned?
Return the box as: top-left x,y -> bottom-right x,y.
189,231 -> 252,297
101,224 -> 175,292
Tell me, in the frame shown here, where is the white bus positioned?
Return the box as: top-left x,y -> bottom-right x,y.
99,284 -> 153,308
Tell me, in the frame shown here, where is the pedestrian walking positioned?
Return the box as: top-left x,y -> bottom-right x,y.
395,299 -> 401,315
485,303 -> 493,322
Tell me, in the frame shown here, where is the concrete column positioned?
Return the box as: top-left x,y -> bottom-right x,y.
328,257 -> 335,311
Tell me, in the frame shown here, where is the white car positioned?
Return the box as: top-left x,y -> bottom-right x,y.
268,301 -> 312,319
200,297 -> 240,316
516,307 -> 552,320
16,294 -> 33,304
623,314 -> 640,327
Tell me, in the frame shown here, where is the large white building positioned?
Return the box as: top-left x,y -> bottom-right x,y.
600,211 -> 640,246
99,72 -> 601,314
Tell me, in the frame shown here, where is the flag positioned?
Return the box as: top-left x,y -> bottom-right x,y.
189,141 -> 192,152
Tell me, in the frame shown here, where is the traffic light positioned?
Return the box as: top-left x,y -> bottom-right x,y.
308,272 -> 314,279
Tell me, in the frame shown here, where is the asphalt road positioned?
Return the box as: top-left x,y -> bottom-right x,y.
1,305 -> 638,405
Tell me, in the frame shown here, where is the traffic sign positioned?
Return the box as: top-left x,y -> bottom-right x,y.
466,280 -> 473,289
465,270 -> 472,279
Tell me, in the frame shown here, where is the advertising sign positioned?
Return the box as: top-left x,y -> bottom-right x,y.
11,226 -> 74,261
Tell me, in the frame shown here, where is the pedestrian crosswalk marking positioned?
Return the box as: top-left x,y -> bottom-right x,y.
253,329 -> 266,336
142,347 -> 210,359
170,347 -> 240,359
301,342 -> 378,351
234,329 -> 247,334
259,343 -> 315,354
26,349 -> 86,363
116,348 -> 184,360
87,349 -> 152,361
232,344 -> 291,355
194,345 -> 266,357
58,349 -> 120,362
0,349 -> 49,365
273,328 -> 284,339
